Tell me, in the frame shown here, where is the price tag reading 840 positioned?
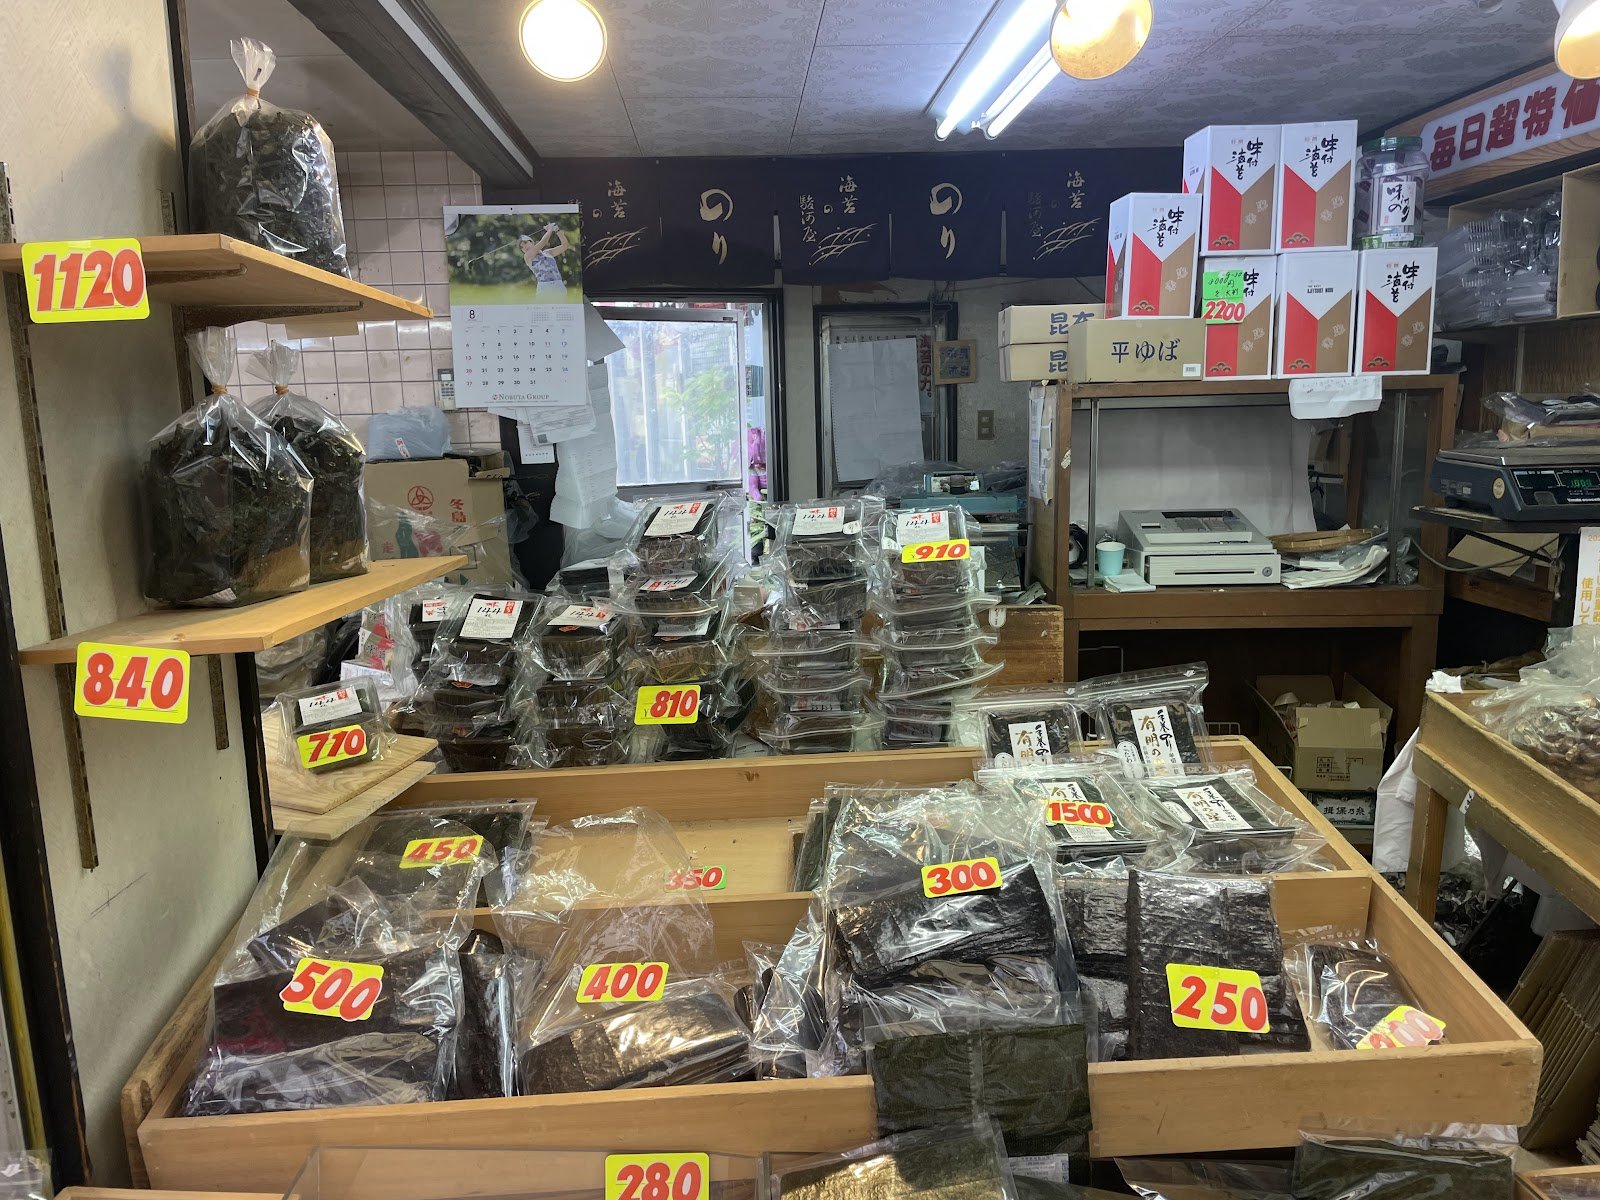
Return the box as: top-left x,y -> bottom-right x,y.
578,962 -> 669,1004
636,684 -> 700,724
1166,964 -> 1270,1033
22,238 -> 149,323
604,1154 -> 709,1200
279,956 -> 384,1022
901,538 -> 971,564
1357,1004 -> 1447,1050
922,856 -> 1002,898
74,641 -> 189,724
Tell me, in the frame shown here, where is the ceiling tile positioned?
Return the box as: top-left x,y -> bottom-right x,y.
814,0 -> 993,46
626,95 -> 800,154
1250,0 -> 1552,37
603,0 -> 824,96
796,43 -> 965,133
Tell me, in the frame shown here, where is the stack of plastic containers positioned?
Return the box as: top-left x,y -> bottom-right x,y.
415,591 -> 538,771
526,593 -> 634,769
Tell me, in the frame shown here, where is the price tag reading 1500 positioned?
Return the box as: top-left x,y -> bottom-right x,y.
901,538 -> 970,563
74,641 -> 189,724
604,1154 -> 709,1200
22,239 -> 149,323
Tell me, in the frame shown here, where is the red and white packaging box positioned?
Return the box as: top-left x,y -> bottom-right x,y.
1183,125 -> 1280,256
1201,255 -> 1277,381
1356,246 -> 1437,376
1276,251 -> 1358,378
1107,193 -> 1201,318
1277,121 -> 1358,252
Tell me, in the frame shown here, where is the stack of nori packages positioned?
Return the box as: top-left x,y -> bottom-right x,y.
416,591 -> 539,771
768,1118 -> 1018,1200
188,38 -> 350,276
143,327 -> 313,607
1125,871 -> 1308,1060
770,498 -> 875,628
248,341 -> 367,581
1291,1127 -> 1517,1199
1292,938 -> 1443,1051
1060,870 -> 1132,1061
527,595 -> 634,769
180,803 -> 523,1114
496,808 -> 751,1093
1079,663 -> 1214,780
1134,767 -> 1326,874
976,762 -> 1181,867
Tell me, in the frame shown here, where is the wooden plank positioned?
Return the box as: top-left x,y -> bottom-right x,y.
1520,1166 -> 1600,1198
60,1190 -> 274,1200
1067,375 -> 1458,399
990,604 -> 1065,684
274,762 -> 437,839
1069,585 -> 1440,627
1446,572 -> 1556,623
1404,782 -> 1450,924
18,557 -> 467,664
266,729 -> 436,817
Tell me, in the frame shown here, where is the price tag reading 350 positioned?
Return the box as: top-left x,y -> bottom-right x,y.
74,641 -> 188,724
578,962 -> 669,1003
901,538 -> 970,564
922,856 -> 1002,898
1166,964 -> 1270,1033
604,1154 -> 709,1200
279,957 -> 384,1022
636,684 -> 700,724
22,239 -> 149,323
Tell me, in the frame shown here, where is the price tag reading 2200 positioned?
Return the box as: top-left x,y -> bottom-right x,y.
1166,964 -> 1270,1033
901,538 -> 970,563
604,1154 -> 709,1200
922,857 -> 1002,898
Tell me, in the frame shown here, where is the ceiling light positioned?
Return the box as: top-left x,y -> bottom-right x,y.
931,0 -> 1058,139
1556,0 -> 1600,78
981,47 -> 1060,138
519,0 -> 607,83
1050,0 -> 1152,81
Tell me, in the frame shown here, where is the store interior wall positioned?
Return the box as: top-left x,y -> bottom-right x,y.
0,3 -> 257,1182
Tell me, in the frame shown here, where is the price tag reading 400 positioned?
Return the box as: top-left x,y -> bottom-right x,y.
1166,964 -> 1271,1033
22,239 -> 149,323
400,835 -> 484,868
578,962 -> 669,1004
901,538 -> 971,564
279,957 -> 384,1022
922,856 -> 1002,898
74,641 -> 189,724
604,1154 -> 709,1200
636,684 -> 700,724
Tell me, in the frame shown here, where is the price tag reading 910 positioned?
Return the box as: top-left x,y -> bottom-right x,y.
901,538 -> 970,564
604,1154 -> 709,1200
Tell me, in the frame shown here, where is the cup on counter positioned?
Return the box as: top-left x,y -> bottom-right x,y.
1096,540 -> 1126,578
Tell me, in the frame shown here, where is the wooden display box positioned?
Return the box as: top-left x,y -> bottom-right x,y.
126,744 -> 1537,1193
1519,1166 -> 1600,1198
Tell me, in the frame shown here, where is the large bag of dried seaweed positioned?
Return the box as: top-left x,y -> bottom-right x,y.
1287,933 -> 1446,1052
143,327 -> 313,607
768,1118 -> 1018,1200
249,341 -> 367,582
188,37 -> 350,276
1291,1124 -> 1517,1200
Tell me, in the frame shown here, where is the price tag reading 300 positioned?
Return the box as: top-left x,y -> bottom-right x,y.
22,239 -> 149,322
74,641 -> 189,724
922,856 -> 1002,898
604,1154 -> 709,1200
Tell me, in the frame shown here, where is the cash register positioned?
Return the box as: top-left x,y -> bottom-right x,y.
1118,508 -> 1281,586
1430,444 -> 1600,522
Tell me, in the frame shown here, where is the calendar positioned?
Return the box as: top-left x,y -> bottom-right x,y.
444,204 -> 587,414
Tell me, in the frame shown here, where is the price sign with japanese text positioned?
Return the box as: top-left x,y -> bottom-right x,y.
22,239 -> 149,323
74,641 -> 189,724
1166,964 -> 1270,1033
279,957 -> 384,1022
1357,1005 -> 1446,1050
922,856 -> 1002,898
636,684 -> 701,724
604,1154 -> 709,1200
400,834 -> 484,868
577,962 -> 669,1004
1201,268 -> 1246,324
901,538 -> 970,564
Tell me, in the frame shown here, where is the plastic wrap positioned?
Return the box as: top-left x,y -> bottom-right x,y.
1288,936 -> 1444,1051
630,670 -> 754,763
275,677 -> 392,774
767,1119 -> 1018,1200
1477,681 -> 1600,797
978,764 -> 1180,866
876,636 -> 1003,703
1010,1164 -> 1121,1200
530,596 -> 620,681
772,499 -> 874,626
748,668 -> 873,754
877,506 -> 984,602
257,628 -> 332,700
0,1152 -> 50,1200
872,696 -> 960,750
187,38 -> 349,276
1136,767 -> 1328,873
626,607 -> 732,684
612,553 -> 737,619
745,625 -> 869,674
625,495 -> 732,575
1114,1159 -> 1296,1199
415,591 -> 538,768
1291,1126 -> 1518,1200
144,328 -> 313,606
550,556 -> 615,600
749,902 -> 833,1078
847,956 -> 1067,1047
367,406 -> 452,461
953,689 -> 1083,765
1082,663 -> 1213,778
792,796 -> 845,892
529,671 -> 635,769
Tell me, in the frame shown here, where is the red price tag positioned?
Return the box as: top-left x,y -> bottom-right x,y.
1357,1004 -> 1447,1050
74,641 -> 189,724
578,962 -> 669,1003
279,956 -> 384,1021
1166,964 -> 1271,1033
22,239 -> 149,323
636,684 -> 700,724
901,538 -> 971,563
400,834 -> 484,868
297,724 -> 370,769
1046,799 -> 1114,827
665,866 -> 726,891
921,856 -> 1002,898
604,1154 -> 708,1200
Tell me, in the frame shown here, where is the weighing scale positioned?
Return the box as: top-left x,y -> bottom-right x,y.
1430,445 -> 1600,522
1118,508 -> 1281,586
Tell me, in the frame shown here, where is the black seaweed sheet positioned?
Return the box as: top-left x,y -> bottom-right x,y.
841,955 -> 1063,1046
452,929 -> 514,1099
1291,1135 -> 1515,1200
771,1125 -> 1011,1200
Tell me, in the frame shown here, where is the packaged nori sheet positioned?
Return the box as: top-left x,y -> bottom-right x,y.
792,795 -> 845,892
1126,871 -> 1308,1059
452,929 -> 513,1099
340,812 -> 499,905
1113,1157 -> 1296,1199
1012,1177 -> 1123,1200
1291,1133 -> 1516,1200
841,955 -> 1064,1046
1135,772 -> 1308,872
1303,943 -> 1432,1051
771,1121 -> 1013,1200
1060,874 -> 1128,970
1080,974 -> 1128,1060
632,499 -> 722,574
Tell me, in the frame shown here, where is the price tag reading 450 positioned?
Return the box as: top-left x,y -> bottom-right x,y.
578,962 -> 669,1004
604,1154 -> 709,1200
400,835 -> 484,868
901,538 -> 970,563
74,641 -> 189,724
279,957 -> 384,1022
22,239 -> 149,323
1166,964 -> 1270,1033
636,684 -> 700,724
922,856 -> 1002,898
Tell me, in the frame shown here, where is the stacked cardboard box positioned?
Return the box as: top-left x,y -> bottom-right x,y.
1509,930 -> 1600,1154
997,304 -> 1100,383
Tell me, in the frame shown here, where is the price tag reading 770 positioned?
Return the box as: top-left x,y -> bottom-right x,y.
901,538 -> 971,563
22,239 -> 149,323
74,641 -> 189,724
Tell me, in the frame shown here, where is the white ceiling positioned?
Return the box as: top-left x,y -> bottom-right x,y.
189,0 -> 1556,158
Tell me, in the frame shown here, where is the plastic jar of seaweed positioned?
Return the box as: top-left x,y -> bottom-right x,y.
1356,136 -> 1426,249
533,598 -> 616,681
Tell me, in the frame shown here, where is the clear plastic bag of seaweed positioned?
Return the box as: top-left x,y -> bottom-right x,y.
529,595 -> 621,682
188,38 -> 349,276
953,687 -> 1084,765
742,620 -> 870,674
248,341 -> 367,582
528,680 -> 634,770
628,669 -> 754,763
143,327 -> 314,607
749,901 -> 837,1078
975,762 -> 1186,866
771,498 -> 876,626
610,550 -> 738,620
767,1117 -> 1020,1200
1080,662 -> 1215,779
877,636 -> 1004,703
1134,766 -> 1330,873
871,695 -> 960,749
416,590 -> 539,734
1114,1157 -> 1297,1199
1285,931 -> 1447,1052
875,505 -> 986,602
622,494 -> 736,576
275,677 -> 393,775
1291,1122 -> 1519,1200
624,605 -> 735,685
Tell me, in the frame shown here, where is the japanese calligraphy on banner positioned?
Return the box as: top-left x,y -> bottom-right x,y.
889,155 -> 1001,279
1001,148 -> 1179,278
1422,70 -> 1600,181
538,159 -> 662,290
776,157 -> 890,283
658,157 -> 777,287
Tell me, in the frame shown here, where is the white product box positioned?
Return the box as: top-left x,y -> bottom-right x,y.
1200,255 -> 1278,381
998,304 -> 1101,345
1107,192 -> 1202,319
1276,250 -> 1359,378
1356,246 -> 1437,376
1000,343 -> 1072,382
1183,124 -> 1280,256
1277,121 -> 1359,252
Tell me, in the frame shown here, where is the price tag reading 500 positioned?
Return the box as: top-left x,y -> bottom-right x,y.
1358,1004 -> 1447,1050
901,538 -> 970,564
74,641 -> 189,724
636,684 -> 700,724
279,957 -> 384,1022
22,239 -> 149,323
1166,964 -> 1271,1033
922,856 -> 1002,898
604,1154 -> 709,1200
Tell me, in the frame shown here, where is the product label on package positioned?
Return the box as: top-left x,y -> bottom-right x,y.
1172,784 -> 1252,831
577,961 -> 669,1003
552,604 -> 610,629
74,641 -> 189,724
420,599 -> 449,623
793,505 -> 845,536
1357,1004 -> 1447,1050
605,1155 -> 709,1200
298,686 -> 364,724
636,684 -> 701,724
1166,964 -> 1270,1033
461,597 -> 523,640
1129,705 -> 1184,772
400,835 -> 484,868
1043,785 -> 1117,842
1007,720 -> 1054,765
642,575 -> 697,593
922,856 -> 1003,898
1375,179 -> 1419,232
280,957 -> 384,1021
646,500 -> 706,537
895,509 -> 949,544
655,615 -> 712,639
901,538 -> 970,563
296,724 -> 370,769
665,866 -> 726,891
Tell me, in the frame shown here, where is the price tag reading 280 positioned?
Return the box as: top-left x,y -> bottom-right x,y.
922,856 -> 1002,898
901,538 -> 970,564
604,1154 -> 709,1200
22,239 -> 149,323
578,962 -> 669,1004
636,684 -> 700,724
1166,964 -> 1270,1033
74,641 -> 189,723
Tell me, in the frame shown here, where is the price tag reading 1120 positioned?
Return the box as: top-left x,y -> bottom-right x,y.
604,1154 -> 709,1200
901,538 -> 970,564
636,684 -> 700,724
74,642 -> 189,724
22,239 -> 149,323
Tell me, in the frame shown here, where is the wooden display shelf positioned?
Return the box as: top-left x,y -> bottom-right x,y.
1520,1166 -> 1600,1198
1409,692 -> 1600,925
1066,374 -> 1459,400
18,557 -> 467,665
1068,584 -> 1440,631
0,234 -> 432,327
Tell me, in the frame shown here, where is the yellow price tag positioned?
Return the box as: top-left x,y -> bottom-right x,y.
921,856 -> 1002,898
74,641 -> 189,724
1166,964 -> 1271,1033
21,238 -> 149,323
278,957 -> 384,1021
578,962 -> 669,1004
399,835 -> 484,869
604,1154 -> 709,1200
636,684 -> 701,724
296,724 -> 371,769
1357,1004 -> 1447,1050
900,538 -> 971,564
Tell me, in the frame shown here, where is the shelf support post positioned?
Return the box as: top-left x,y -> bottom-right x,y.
234,654 -> 273,871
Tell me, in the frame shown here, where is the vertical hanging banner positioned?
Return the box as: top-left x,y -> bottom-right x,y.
1002,149 -> 1180,278
658,158 -> 777,287
888,154 -> 1001,280
776,157 -> 890,283
539,159 -> 662,291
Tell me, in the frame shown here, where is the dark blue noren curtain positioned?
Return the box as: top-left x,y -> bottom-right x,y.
775,156 -> 891,284
657,157 -> 777,288
888,154 -> 1002,280
538,158 -> 663,290
1001,148 -> 1181,277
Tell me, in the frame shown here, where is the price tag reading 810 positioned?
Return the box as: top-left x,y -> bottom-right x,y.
1357,1004 -> 1447,1051
901,538 -> 970,564
74,641 -> 189,724
1166,964 -> 1270,1033
636,684 -> 700,724
578,962 -> 669,1004
604,1154 -> 709,1200
922,856 -> 1002,898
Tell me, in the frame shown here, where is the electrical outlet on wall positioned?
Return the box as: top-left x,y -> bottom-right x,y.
976,410 -> 994,440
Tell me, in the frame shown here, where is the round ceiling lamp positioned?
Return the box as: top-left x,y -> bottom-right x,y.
1049,0 -> 1152,80
1556,0 -> 1600,78
519,0 -> 607,83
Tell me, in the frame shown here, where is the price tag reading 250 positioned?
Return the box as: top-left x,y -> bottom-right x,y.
279,957 -> 384,1022
22,239 -> 149,323
74,641 -> 189,724
901,538 -> 970,563
636,684 -> 700,724
578,962 -> 669,1004
922,856 -> 1002,898
604,1154 -> 709,1200
1166,964 -> 1270,1033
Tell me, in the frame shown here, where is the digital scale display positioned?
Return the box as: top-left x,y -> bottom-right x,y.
1512,467 -> 1600,504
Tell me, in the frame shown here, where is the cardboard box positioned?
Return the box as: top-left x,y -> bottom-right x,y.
1001,343 -> 1072,382
1184,124 -> 1280,255
1201,255 -> 1277,380
1249,673 -> 1393,793
1356,246 -> 1437,375
363,457 -> 513,585
1276,250 -> 1358,377
998,304 -> 1101,345
1107,193 -> 1201,318
1278,120 -> 1358,252
1066,317 -> 1205,383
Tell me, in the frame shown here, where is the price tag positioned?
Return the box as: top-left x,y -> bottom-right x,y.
1201,268 -> 1246,324
604,1154 -> 709,1200
636,684 -> 701,724
1166,964 -> 1270,1033
74,641 -> 189,724
279,956 -> 384,1021
1045,794 -> 1115,829
665,865 -> 726,891
921,856 -> 1002,898
578,962 -> 669,1004
1357,1004 -> 1447,1050
900,538 -> 971,564
22,238 -> 149,323
400,834 -> 484,868
296,723 -> 371,769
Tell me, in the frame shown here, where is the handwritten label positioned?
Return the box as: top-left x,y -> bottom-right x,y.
552,603 -> 610,629
922,856 -> 1002,898
1128,704 -> 1184,773
646,501 -> 706,537
578,962 -> 669,1003
279,957 -> 384,1021
895,509 -> 948,543
793,505 -> 845,536
461,597 -> 523,640
74,641 -> 189,724
1171,784 -> 1251,831
1007,720 -> 1053,764
1166,964 -> 1270,1033
298,686 -> 364,724
22,238 -> 149,323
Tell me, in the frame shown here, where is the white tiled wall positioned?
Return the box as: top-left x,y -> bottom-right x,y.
225,149 -> 503,448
